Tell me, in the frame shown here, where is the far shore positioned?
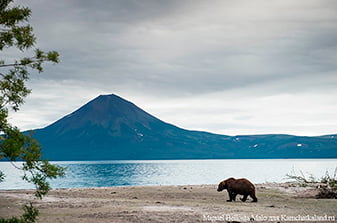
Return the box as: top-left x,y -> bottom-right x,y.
1,183 -> 336,223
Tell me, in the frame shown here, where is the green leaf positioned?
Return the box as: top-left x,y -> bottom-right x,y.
21,202 -> 39,223
1,1 -> 62,221
47,51 -> 60,63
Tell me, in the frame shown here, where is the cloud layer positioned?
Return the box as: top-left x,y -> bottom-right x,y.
7,0 -> 337,136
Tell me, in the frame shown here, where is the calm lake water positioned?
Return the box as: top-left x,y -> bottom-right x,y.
0,159 -> 336,189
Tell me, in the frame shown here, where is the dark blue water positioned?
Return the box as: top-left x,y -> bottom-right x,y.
0,159 -> 336,189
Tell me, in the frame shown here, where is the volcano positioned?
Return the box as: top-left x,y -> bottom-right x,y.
32,94 -> 337,160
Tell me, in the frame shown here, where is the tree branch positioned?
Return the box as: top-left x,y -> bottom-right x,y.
0,63 -> 20,67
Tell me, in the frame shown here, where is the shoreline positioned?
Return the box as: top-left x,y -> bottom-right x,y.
1,183 -> 336,222
0,182 -> 306,193
0,181 -> 324,190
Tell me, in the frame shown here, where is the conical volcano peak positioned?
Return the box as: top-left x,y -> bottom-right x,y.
45,93 -> 159,133
96,93 -> 133,105
84,94 -> 136,116
98,93 -> 121,98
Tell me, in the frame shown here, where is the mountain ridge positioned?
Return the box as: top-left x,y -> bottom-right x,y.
31,94 -> 337,160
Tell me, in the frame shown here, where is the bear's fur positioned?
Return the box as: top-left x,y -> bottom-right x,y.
217,177 -> 258,202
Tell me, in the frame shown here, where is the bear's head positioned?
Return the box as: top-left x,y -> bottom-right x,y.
217,177 -> 236,192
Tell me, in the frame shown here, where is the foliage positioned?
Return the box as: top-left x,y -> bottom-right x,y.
0,203 -> 39,223
0,0 -> 65,222
286,167 -> 337,199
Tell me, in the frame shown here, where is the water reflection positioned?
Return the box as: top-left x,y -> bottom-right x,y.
0,159 -> 336,189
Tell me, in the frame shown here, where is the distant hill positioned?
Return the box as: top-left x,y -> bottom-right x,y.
31,94 -> 337,160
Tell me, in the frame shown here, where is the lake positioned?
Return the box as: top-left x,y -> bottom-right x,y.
0,159 -> 336,189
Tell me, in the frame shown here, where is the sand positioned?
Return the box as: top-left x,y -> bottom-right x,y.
0,183 -> 336,223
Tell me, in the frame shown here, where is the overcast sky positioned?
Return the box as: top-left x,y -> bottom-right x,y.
6,0 -> 337,136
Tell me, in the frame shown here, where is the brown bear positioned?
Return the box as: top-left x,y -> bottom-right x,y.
217,177 -> 258,202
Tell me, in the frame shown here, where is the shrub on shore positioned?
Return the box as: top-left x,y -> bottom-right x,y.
286,167 -> 337,199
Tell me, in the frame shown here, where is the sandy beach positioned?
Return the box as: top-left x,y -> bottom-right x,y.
0,183 -> 336,223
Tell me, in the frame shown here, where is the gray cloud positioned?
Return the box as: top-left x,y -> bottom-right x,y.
7,0 -> 337,135
26,0 -> 337,90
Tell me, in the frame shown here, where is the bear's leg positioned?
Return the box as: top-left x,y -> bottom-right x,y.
226,190 -> 233,202
250,192 -> 258,202
232,193 -> 237,201
240,194 -> 248,202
